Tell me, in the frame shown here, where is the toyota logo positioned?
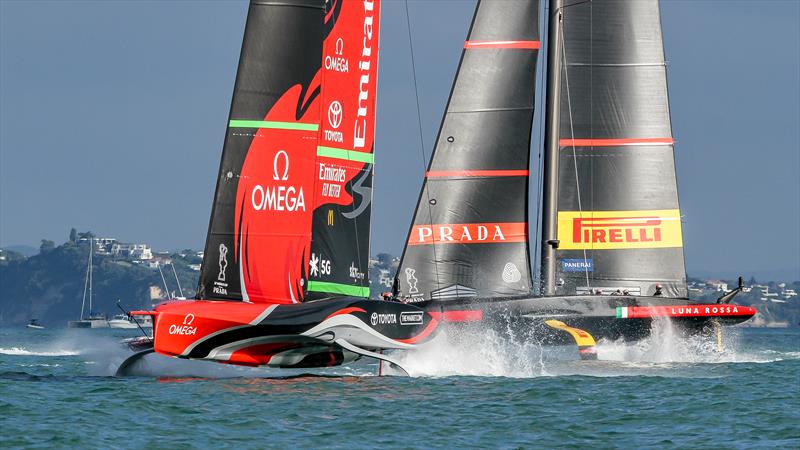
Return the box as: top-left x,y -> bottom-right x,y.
370,312 -> 378,326
328,101 -> 343,129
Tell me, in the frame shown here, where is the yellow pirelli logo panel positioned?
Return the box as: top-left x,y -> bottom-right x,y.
557,209 -> 683,250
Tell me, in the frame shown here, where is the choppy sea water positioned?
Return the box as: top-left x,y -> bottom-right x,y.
1,324 -> 798,449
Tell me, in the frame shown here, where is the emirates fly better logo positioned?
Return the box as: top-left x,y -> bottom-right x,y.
557,210 -> 684,250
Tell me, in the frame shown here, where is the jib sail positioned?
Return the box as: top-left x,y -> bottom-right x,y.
307,0 -> 380,300
394,0 -> 541,303
544,0 -> 688,297
198,0 -> 380,304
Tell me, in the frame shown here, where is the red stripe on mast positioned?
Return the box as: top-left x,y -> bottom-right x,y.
426,170 -> 529,178
559,138 -> 675,147
464,40 -> 541,50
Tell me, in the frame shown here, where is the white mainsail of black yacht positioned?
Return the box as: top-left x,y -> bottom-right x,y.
393,0 -> 755,348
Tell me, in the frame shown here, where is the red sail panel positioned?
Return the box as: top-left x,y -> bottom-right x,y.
308,0 -> 381,299
234,75 -> 322,304
318,0 -> 379,157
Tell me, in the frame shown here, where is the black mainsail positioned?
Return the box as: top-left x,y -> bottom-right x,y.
541,0 -> 688,298
394,0 -> 541,303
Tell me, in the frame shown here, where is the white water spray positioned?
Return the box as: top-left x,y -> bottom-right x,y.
389,318 -> 795,378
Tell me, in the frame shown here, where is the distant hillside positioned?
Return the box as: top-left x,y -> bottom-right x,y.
2,240 -> 797,327
2,245 -> 38,257
0,238 -> 199,326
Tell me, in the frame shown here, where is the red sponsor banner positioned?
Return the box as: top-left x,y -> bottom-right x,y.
407,222 -> 527,246
319,0 -> 379,152
623,304 -> 757,319
313,0 -> 380,209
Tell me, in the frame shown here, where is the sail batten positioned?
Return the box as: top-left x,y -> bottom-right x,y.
229,120 -> 320,131
464,40 -> 541,49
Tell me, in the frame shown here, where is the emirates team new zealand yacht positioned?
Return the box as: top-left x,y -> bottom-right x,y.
121,0 -> 755,374
121,0 -> 436,375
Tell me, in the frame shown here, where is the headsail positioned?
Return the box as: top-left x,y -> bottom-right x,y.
547,0 -> 688,297
197,0 -> 380,304
395,0 -> 541,303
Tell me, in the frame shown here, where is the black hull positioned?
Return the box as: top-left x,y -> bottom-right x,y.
421,295 -> 755,344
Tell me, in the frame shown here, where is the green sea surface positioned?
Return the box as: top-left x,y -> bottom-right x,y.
1,326 -> 798,449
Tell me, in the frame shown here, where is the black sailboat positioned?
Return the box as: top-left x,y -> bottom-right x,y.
393,0 -> 754,349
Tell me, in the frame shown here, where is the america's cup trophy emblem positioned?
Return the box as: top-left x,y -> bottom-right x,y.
218,243 -> 228,282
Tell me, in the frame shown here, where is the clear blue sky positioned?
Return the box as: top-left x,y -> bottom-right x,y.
1,0 -> 798,280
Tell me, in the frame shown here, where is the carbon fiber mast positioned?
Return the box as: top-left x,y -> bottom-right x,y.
540,0 -> 562,296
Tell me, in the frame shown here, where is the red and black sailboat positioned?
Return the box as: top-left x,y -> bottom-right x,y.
392,0 -> 755,354
121,0 -> 437,375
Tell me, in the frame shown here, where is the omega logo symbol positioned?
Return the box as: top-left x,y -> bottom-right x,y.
335,38 -> 344,56
272,150 -> 290,181
183,313 -> 195,325
328,101 -> 343,129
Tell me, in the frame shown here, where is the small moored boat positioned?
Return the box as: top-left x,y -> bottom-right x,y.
26,319 -> 44,330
